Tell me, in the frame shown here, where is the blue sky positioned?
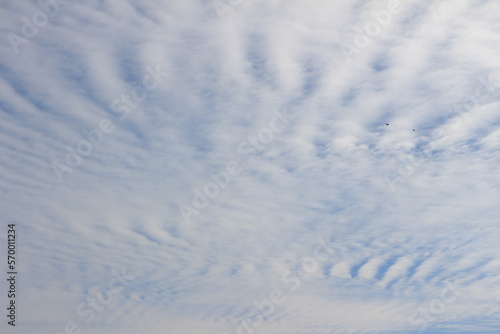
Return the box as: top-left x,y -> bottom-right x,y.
1,0 -> 500,333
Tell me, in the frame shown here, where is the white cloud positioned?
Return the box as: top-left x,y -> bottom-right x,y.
1,0 -> 500,333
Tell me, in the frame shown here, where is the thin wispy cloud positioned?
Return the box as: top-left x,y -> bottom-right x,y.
1,0 -> 500,333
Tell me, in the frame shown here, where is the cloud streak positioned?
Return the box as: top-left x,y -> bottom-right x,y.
1,0 -> 500,333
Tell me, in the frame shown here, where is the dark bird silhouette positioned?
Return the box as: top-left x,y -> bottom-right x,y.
413,129 -> 415,131
385,123 -> 389,126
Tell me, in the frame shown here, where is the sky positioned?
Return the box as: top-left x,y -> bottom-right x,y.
1,0 -> 500,333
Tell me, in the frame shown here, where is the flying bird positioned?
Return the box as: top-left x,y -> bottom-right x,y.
385,123 -> 389,126
413,129 -> 415,131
